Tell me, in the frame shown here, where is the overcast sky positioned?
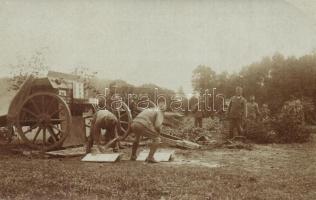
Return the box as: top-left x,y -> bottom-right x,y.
0,0 -> 316,93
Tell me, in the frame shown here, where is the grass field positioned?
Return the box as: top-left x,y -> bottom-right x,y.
1,136 -> 316,200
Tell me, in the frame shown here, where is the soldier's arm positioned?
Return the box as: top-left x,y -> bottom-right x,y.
154,111 -> 162,133
228,98 -> 232,114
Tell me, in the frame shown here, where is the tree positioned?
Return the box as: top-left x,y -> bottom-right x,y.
9,49 -> 49,91
192,65 -> 216,95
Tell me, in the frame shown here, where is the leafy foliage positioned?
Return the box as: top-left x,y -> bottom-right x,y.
272,100 -> 311,143
192,52 -> 316,117
9,50 -> 49,91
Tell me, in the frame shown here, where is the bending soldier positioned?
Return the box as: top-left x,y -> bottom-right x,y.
130,100 -> 166,163
86,109 -> 119,153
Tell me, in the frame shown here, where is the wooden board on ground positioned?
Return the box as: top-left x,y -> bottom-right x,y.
46,146 -> 86,157
136,149 -> 175,162
161,137 -> 201,149
81,153 -> 121,162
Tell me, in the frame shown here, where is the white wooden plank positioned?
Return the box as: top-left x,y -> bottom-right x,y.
81,153 -> 121,162
136,149 -> 175,162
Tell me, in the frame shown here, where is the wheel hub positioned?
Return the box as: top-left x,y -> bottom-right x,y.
38,114 -> 51,127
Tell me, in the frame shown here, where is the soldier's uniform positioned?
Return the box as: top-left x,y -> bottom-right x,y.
261,105 -> 270,121
87,110 -> 119,153
228,96 -> 247,138
130,107 -> 164,162
192,103 -> 203,128
247,102 -> 260,121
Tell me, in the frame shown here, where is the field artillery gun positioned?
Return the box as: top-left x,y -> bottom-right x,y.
0,71 -> 103,151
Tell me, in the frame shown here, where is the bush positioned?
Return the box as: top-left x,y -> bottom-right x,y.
245,99 -> 311,143
273,100 -> 311,143
244,120 -> 276,143
272,117 -> 311,143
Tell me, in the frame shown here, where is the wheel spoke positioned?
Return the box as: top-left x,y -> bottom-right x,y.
19,119 -> 39,124
120,128 -> 127,133
50,118 -> 66,123
47,127 -> 58,142
22,123 -> 39,135
22,108 -> 38,119
50,125 -> 65,134
49,107 -> 65,117
40,95 -> 45,113
30,99 -> 41,115
32,127 -> 42,143
43,128 -> 46,145
117,110 -> 121,118
119,112 -> 127,118
46,97 -> 54,114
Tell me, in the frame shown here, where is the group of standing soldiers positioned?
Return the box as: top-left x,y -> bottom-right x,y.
192,86 -> 271,139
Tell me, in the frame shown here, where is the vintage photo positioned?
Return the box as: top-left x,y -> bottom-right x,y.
0,0 -> 315,199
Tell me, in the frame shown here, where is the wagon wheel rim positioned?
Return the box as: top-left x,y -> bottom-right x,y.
133,100 -> 157,117
16,92 -> 72,151
114,102 -> 132,139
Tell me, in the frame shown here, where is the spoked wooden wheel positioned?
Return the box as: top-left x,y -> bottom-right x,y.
112,102 -> 132,139
16,92 -> 72,151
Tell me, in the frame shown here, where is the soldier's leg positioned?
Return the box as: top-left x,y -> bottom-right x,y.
198,118 -> 202,128
194,117 -> 198,127
131,123 -> 142,160
147,137 -> 161,163
86,117 -> 96,154
229,119 -> 235,139
131,133 -> 140,160
111,125 -> 119,152
236,118 -> 243,136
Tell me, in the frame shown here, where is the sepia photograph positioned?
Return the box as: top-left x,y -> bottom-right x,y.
0,0 -> 316,199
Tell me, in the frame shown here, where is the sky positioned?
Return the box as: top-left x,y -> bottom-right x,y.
0,0 -> 316,94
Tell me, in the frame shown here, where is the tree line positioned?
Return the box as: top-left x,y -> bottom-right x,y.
192,52 -> 316,115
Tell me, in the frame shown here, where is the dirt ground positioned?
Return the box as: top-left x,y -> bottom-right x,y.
0,134 -> 316,200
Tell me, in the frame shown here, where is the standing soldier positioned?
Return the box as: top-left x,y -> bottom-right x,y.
192,101 -> 203,128
86,109 -> 119,154
246,95 -> 260,121
227,87 -> 247,139
130,100 -> 166,163
261,104 -> 271,122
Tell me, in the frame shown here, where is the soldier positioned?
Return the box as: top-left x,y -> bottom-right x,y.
192,102 -> 203,128
261,103 -> 271,122
227,87 -> 247,139
246,95 -> 260,121
130,100 -> 166,163
86,109 -> 119,154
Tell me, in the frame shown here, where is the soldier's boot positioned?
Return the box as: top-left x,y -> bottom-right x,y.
146,141 -> 159,163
